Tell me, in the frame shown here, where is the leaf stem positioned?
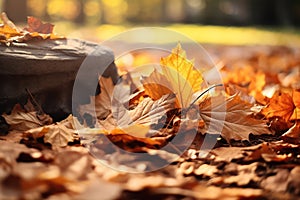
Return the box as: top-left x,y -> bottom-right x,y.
188,84 -> 223,110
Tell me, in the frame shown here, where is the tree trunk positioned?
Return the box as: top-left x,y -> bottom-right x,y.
3,0 -> 28,23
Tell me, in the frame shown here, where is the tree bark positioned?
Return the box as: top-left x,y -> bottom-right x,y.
3,0 -> 28,23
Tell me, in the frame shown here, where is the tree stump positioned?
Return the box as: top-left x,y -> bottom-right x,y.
0,38 -> 118,121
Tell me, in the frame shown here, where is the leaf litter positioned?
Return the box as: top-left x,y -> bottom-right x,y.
1,17 -> 300,200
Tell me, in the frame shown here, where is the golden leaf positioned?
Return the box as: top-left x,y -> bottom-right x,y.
160,44 -> 203,108
141,44 -> 204,108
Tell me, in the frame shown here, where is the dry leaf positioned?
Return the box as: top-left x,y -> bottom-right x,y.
0,12 -> 22,42
262,91 -> 296,121
160,44 -> 203,108
287,166 -> 300,195
25,117 -> 77,148
43,123 -> 76,148
25,16 -> 54,34
199,94 -> 271,141
79,77 -> 115,120
54,150 -> 93,181
2,102 -> 53,131
223,163 -> 260,186
281,121 -> 300,144
141,69 -> 173,100
261,169 -> 290,192
87,94 -> 175,138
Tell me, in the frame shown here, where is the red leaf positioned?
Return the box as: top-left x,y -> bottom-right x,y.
25,16 -> 54,34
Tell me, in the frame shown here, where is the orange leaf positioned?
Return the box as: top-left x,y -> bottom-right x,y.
141,69 -> 173,100
262,92 -> 295,121
0,24 -> 22,40
291,90 -> 300,120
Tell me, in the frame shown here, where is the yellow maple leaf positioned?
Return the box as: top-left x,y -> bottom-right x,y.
160,44 -> 203,108
141,44 -> 204,108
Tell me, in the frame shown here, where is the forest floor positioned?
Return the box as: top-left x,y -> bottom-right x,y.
1,21 -> 300,200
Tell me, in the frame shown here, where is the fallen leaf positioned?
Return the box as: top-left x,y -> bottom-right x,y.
199,94 -> 271,141
0,12 -> 22,42
222,163 -> 260,186
262,90 -> 300,121
1,12 -> 20,31
2,102 -> 53,131
287,166 -> 300,195
43,124 -> 76,148
160,44 -> 203,108
54,150 -> 93,181
141,69 -> 173,100
25,16 -> 54,34
281,121 -> 300,144
261,169 -> 290,192
25,117 -> 78,148
127,94 -> 175,126
194,164 -> 218,177
87,94 -> 176,138
75,179 -> 122,200
79,77 -> 116,121
210,145 -> 261,162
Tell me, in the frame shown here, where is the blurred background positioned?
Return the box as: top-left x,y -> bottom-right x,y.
1,0 -> 300,26
0,0 -> 300,45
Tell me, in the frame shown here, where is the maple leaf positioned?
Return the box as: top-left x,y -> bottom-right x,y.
25,116 -> 78,148
159,44 -> 203,108
199,94 -> 271,142
141,69 -> 173,100
25,16 -> 54,34
2,101 -> 53,131
262,90 -> 300,121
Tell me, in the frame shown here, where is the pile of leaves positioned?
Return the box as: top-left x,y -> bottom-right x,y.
1,20 -> 300,199
0,12 -> 63,45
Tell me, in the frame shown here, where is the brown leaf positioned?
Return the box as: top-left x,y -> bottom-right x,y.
211,145 -> 261,162
2,102 -> 53,131
287,166 -> 300,195
84,94 -> 175,138
79,77 -> 115,120
261,169 -> 290,192
281,121 -> 300,144
54,150 -> 93,181
25,16 -> 54,34
222,163 -> 260,186
75,179 -> 122,200
0,140 -> 41,169
199,94 -> 271,142
124,94 -> 175,126
43,123 -> 76,148
141,69 -> 173,100
25,116 -> 77,148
